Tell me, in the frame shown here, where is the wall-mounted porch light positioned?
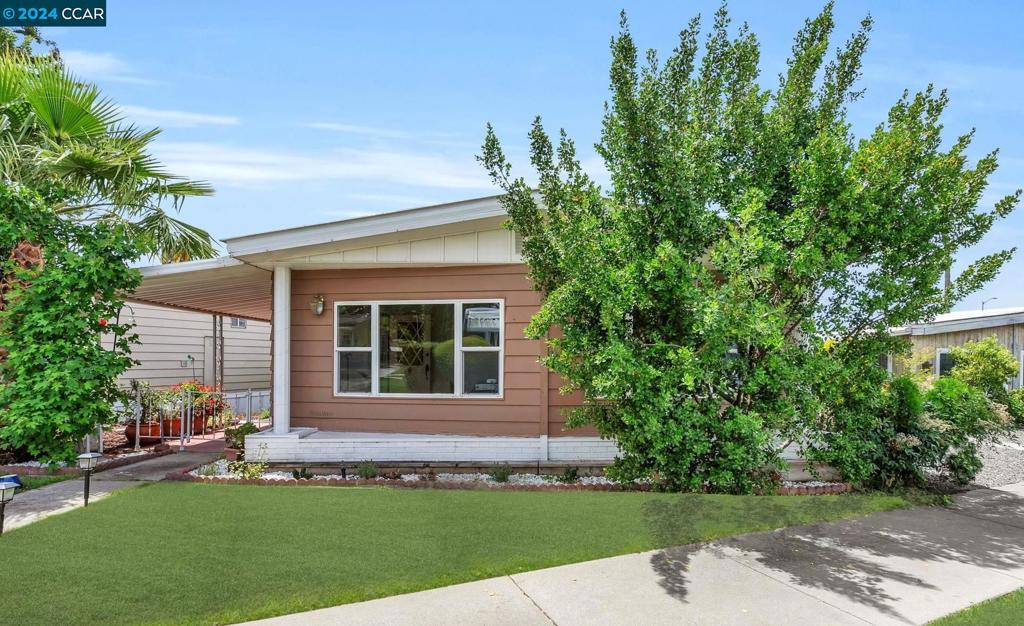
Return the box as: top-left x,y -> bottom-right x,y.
310,295 -> 325,316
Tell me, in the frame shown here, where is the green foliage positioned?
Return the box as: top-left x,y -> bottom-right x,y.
479,4 -> 1018,492
224,422 -> 259,452
228,459 -> 267,480
488,465 -> 512,483
558,466 -> 579,483
861,376 -> 1007,488
357,461 -> 379,480
292,467 -> 312,480
1007,388 -> 1024,426
0,185 -> 140,462
949,336 -> 1019,402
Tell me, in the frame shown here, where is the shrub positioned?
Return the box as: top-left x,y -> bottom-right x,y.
488,465 -> 512,483
949,336 -> 1019,402
357,462 -> 379,480
558,466 -> 579,483
1006,388 -> 1024,427
292,467 -> 312,480
228,459 -> 266,480
224,422 -> 259,453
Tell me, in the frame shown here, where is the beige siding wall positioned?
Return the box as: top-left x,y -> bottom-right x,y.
899,323 -> 1024,386
290,265 -> 592,437
102,302 -> 271,391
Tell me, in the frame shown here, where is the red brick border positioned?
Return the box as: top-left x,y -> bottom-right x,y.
1,448 -> 174,477
776,483 -> 853,495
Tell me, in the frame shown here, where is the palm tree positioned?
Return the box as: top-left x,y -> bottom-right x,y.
0,55 -> 216,262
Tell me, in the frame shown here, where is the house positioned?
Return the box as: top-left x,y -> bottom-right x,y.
890,307 -> 1024,387
129,196 -> 619,465
101,301 -> 271,391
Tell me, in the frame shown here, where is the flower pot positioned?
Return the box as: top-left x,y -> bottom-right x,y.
125,422 -> 163,444
224,448 -> 241,461
160,415 -> 207,437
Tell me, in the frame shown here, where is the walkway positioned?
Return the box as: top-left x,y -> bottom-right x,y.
244,481 -> 1024,626
3,450 -> 221,532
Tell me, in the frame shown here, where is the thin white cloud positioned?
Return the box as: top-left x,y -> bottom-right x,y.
118,105 -> 239,128
61,49 -> 158,85
304,123 -> 413,140
153,142 -> 493,190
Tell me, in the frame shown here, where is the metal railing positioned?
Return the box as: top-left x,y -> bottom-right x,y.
124,387 -> 272,451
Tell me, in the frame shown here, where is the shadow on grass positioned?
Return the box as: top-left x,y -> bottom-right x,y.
642,490 -> 1024,623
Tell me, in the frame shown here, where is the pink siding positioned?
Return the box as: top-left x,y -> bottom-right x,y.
289,265 -> 592,437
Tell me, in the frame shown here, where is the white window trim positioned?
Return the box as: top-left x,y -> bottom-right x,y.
333,299 -> 504,399
935,348 -> 951,376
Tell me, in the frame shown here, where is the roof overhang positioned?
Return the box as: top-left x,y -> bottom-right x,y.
891,311 -> 1024,336
130,257 -> 272,321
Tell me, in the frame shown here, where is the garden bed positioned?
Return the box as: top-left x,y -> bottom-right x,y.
0,447 -> 173,477
173,460 -> 853,495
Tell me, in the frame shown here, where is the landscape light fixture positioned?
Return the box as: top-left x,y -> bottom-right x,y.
310,295 -> 325,316
0,480 -> 17,535
77,452 -> 102,507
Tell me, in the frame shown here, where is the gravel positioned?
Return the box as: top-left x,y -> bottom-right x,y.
972,429 -> 1024,488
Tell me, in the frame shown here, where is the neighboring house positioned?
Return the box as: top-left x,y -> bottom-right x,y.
101,301 -> 271,392
890,307 -> 1024,387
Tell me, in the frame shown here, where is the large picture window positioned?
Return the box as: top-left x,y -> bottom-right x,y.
334,300 -> 503,397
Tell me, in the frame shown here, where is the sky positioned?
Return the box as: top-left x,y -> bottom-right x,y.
47,0 -> 1023,311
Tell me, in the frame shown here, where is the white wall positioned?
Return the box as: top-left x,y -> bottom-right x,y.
101,302 -> 270,391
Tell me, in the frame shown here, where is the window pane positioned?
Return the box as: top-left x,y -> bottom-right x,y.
462,303 -> 501,347
338,351 -> 371,393
337,305 -> 371,347
938,352 -> 956,377
379,304 -> 454,394
463,351 -> 499,395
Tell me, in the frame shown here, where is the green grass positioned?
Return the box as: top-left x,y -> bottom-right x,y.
0,482 -> 908,625
14,473 -> 76,491
930,588 -> 1024,625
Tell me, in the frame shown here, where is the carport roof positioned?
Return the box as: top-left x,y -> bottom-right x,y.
131,257 -> 272,321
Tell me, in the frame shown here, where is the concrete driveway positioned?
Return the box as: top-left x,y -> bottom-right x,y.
243,482 -> 1024,626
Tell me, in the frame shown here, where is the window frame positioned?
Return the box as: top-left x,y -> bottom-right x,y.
935,348 -> 953,377
333,299 -> 504,399
229,317 -> 247,329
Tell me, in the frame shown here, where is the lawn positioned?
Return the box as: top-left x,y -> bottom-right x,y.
0,482 -> 908,625
931,588 -> 1024,625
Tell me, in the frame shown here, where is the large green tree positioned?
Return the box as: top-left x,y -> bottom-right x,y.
480,3 -> 1019,492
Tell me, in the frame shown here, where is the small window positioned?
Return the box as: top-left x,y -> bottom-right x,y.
936,349 -> 956,377
230,317 -> 247,329
877,353 -> 892,374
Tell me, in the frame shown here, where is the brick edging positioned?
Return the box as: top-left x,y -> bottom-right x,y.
1,448 -> 174,477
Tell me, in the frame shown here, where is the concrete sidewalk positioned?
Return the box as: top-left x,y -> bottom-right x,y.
3,450 -> 220,532
243,482 -> 1024,626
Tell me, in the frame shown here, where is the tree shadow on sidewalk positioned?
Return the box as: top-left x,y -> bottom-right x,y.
642,490 -> 1024,622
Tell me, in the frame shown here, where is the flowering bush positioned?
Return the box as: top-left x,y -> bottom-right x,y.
170,380 -> 226,418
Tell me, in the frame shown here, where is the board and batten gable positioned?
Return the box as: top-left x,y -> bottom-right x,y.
101,302 -> 271,391
289,264 -> 592,437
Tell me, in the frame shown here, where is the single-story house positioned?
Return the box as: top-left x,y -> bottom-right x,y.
100,301 -> 271,391
890,307 -> 1024,387
130,195 -> 622,465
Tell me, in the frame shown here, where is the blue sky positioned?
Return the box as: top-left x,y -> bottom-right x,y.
50,0 -> 1022,310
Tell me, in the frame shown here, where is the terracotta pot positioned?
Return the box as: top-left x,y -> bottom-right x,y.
125,422 -> 163,443
224,448 -> 240,461
160,416 -> 207,437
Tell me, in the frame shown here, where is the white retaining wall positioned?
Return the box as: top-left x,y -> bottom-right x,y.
245,430 -> 620,464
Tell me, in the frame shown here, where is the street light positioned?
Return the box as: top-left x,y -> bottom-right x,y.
0,480 -> 17,535
77,452 -> 102,507
982,297 -> 998,310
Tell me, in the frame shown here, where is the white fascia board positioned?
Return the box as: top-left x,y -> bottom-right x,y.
907,315 -> 1024,336
137,256 -> 243,277
223,195 -> 507,257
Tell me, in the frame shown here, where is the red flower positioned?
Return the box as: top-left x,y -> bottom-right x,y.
98,319 -> 108,327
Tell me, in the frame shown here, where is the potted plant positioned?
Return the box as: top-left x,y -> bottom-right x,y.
124,383 -> 175,444
162,381 -> 226,436
223,422 -> 259,461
